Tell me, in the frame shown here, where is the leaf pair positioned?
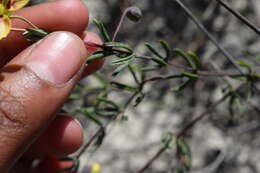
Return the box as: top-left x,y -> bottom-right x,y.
173,48 -> 201,70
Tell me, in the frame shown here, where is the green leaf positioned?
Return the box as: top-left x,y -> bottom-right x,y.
112,63 -> 129,77
93,72 -> 108,88
95,110 -> 118,117
187,51 -> 201,69
23,28 -> 49,41
133,92 -> 145,107
96,97 -> 120,109
93,130 -> 106,149
87,52 -> 106,63
93,19 -> 111,42
145,42 -> 165,59
229,92 -> 243,117
110,81 -> 138,92
78,108 -> 103,127
173,48 -> 197,70
104,42 -> 133,53
111,54 -> 135,65
161,131 -> 174,149
69,93 -> 81,100
171,80 -> 191,92
151,57 -> 168,66
237,61 -> 252,74
181,72 -> 199,79
128,64 -> 141,84
176,138 -> 192,173
159,40 -> 171,59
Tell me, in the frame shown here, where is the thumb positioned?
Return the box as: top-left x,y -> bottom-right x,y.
0,32 -> 87,172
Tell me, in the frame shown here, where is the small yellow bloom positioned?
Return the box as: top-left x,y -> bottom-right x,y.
0,0 -> 30,39
91,163 -> 101,173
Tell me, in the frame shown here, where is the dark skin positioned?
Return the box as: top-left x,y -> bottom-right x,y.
0,0 -> 104,172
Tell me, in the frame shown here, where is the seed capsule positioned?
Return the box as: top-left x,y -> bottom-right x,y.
126,6 -> 142,22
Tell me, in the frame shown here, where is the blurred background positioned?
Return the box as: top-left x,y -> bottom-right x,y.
29,0 -> 260,173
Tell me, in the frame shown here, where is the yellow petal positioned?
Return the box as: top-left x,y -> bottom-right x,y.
0,15 -> 11,40
0,4 -> 5,14
7,0 -> 30,11
2,0 -> 10,8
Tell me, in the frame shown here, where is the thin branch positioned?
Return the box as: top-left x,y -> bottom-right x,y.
173,0 -> 260,94
173,0 -> 244,74
10,15 -> 39,29
137,83 -> 245,173
216,0 -> 260,35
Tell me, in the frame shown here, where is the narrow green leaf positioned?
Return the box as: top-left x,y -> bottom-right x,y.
110,81 -> 138,92
151,57 -> 168,66
104,42 -> 133,53
78,108 -> 103,127
171,80 -> 191,92
93,19 -> 111,42
187,51 -> 201,69
128,64 -> 140,84
23,28 -> 49,41
237,61 -> 252,74
95,110 -> 118,117
173,48 -> 197,70
145,42 -> 165,59
69,94 -> 81,100
159,40 -> 171,59
111,54 -> 135,65
161,131 -> 174,149
96,97 -> 120,109
24,28 -> 48,37
93,130 -> 106,149
112,63 -> 129,77
133,92 -> 145,107
181,72 -> 199,79
93,72 -> 108,88
176,138 -> 192,172
87,52 -> 106,63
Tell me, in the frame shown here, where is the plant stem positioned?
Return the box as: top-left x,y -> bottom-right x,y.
11,28 -> 26,32
137,83 -> 245,173
10,15 -> 38,29
215,0 -> 260,35
112,7 -> 133,41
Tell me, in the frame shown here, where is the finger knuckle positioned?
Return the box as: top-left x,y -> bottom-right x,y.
0,87 -> 27,134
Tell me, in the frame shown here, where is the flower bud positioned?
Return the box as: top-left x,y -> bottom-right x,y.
126,6 -> 142,22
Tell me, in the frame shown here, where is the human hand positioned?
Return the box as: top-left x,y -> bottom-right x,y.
0,0 -> 103,172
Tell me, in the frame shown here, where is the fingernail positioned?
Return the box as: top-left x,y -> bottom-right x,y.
27,32 -> 87,84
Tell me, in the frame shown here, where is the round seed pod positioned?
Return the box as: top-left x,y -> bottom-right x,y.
126,6 -> 142,22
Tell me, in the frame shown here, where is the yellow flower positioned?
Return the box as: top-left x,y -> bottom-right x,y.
0,0 -> 30,39
91,163 -> 101,173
